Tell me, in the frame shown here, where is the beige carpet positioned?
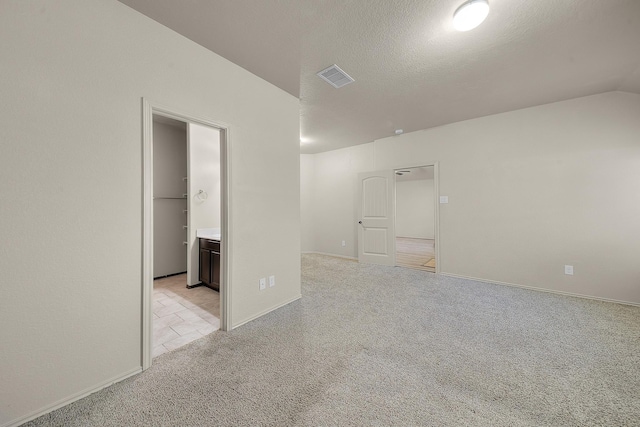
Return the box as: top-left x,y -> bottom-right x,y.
26,254 -> 640,426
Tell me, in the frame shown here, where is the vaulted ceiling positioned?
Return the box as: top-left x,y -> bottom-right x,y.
118,0 -> 640,154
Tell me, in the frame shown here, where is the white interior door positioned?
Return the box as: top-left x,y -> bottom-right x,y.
357,170 -> 395,266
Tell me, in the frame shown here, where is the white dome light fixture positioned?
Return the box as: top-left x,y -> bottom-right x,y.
453,0 -> 490,32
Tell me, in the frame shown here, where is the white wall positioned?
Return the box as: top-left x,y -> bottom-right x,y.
0,1 -> 300,425
395,178 -> 435,239
153,120 -> 188,277
302,91 -> 640,305
187,123 -> 221,286
153,121 -> 188,198
312,144 -> 375,258
300,154 -> 315,252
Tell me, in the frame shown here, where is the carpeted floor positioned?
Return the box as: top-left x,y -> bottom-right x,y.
27,254 -> 640,426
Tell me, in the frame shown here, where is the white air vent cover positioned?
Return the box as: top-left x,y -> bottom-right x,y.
316,64 -> 355,88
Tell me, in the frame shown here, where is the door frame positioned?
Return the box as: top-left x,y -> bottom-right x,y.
141,98 -> 232,370
393,162 -> 440,274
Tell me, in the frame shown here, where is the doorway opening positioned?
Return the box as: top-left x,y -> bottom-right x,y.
142,100 -> 230,370
150,115 -> 221,358
394,166 -> 437,272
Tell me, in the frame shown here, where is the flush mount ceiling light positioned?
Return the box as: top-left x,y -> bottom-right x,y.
453,0 -> 490,32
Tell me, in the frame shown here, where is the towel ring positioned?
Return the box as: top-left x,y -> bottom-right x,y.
195,189 -> 208,201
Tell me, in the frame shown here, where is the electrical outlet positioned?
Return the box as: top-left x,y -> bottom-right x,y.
269,275 -> 275,287
259,278 -> 266,290
341,240 -> 346,247
564,265 -> 574,275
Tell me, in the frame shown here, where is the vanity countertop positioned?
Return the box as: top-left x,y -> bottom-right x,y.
196,228 -> 221,241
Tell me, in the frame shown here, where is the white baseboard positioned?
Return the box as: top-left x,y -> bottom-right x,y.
440,272 -> 640,307
3,367 -> 142,427
232,294 -> 302,329
302,251 -> 357,261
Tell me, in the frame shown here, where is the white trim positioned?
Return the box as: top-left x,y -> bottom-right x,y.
220,125 -> 232,333
232,295 -> 302,329
2,367 -> 141,427
141,100 -> 153,370
142,99 -> 232,372
186,124 -> 193,286
440,272 -> 640,307
303,251 -> 357,261
433,162 -> 441,274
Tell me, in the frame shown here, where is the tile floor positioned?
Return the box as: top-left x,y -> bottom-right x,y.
152,273 -> 220,358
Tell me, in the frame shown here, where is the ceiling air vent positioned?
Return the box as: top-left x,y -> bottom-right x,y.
316,64 -> 355,89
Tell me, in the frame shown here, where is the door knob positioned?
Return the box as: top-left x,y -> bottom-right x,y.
358,221 -> 362,224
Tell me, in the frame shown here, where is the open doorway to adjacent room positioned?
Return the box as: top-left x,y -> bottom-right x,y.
150,115 -> 221,358
394,166 -> 436,272
142,100 -> 230,370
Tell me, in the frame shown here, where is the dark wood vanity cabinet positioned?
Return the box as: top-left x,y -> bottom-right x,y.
199,238 -> 220,292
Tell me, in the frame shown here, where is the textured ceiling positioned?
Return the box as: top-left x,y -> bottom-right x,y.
118,0 -> 640,154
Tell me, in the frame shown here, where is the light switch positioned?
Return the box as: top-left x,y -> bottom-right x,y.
440,196 -> 449,204
269,275 -> 275,287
